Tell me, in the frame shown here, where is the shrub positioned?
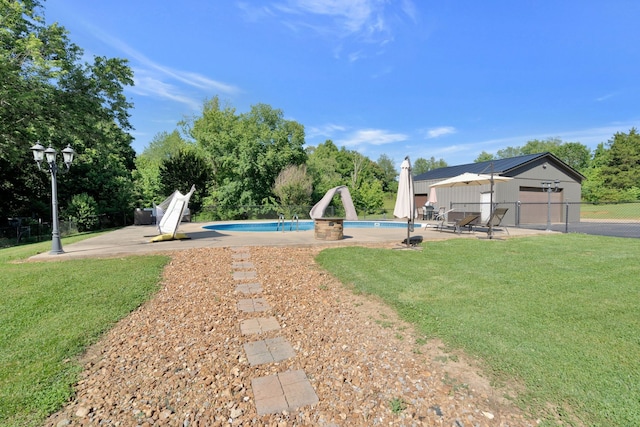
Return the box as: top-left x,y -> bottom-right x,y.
65,193 -> 99,232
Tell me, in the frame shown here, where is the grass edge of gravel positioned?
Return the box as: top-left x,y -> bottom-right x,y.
0,235 -> 171,427
315,234 -> 640,427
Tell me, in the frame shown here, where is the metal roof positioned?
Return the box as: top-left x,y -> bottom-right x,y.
413,152 -> 584,182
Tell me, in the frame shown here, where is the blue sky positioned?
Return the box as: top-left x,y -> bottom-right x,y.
45,0 -> 640,167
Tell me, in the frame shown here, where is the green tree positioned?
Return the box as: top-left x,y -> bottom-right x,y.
353,179 -> 384,215
1,0 -> 136,225
488,138 -> 591,172
600,128 -> 640,192
412,158 -> 429,175
273,164 -> 313,216
521,138 -> 562,155
474,151 -> 496,163
64,193 -> 99,231
554,142 -> 592,172
496,146 -> 523,159
412,157 -> 448,174
306,141 -> 343,200
521,138 -> 591,171
158,148 -> 213,214
188,97 -> 306,219
133,130 -> 188,207
375,154 -> 397,192
581,142 -> 608,202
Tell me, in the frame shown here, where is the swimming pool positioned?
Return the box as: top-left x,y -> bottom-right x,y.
203,220 -> 421,232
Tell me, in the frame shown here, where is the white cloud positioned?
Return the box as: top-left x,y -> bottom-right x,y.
129,71 -> 202,111
595,92 -> 616,102
400,0 -> 418,22
306,123 -> 348,139
236,2 -> 276,22
338,128 -> 408,146
426,126 -> 456,138
236,1 -> 417,63
278,0 -> 378,35
84,22 -> 240,106
430,123 -> 640,163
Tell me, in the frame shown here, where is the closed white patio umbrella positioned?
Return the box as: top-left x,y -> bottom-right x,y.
394,156 -> 415,246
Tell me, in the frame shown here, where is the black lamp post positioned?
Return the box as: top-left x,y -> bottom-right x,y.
30,142 -> 75,254
541,180 -> 560,232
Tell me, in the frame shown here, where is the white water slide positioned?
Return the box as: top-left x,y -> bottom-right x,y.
154,185 -> 195,239
309,185 -> 358,220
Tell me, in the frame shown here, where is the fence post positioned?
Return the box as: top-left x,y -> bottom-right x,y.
565,202 -> 569,233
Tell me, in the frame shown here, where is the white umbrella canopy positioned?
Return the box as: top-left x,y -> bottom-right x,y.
428,186 -> 438,205
429,172 -> 512,188
394,157 -> 415,220
394,157 -> 415,247
429,171 -> 512,239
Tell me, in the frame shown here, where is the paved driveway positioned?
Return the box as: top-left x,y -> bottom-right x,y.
522,220 -> 640,238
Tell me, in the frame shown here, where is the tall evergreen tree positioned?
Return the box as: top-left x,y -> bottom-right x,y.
158,148 -> 212,214
601,128 -> 640,190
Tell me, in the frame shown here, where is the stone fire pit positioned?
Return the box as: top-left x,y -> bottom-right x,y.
313,217 -> 344,240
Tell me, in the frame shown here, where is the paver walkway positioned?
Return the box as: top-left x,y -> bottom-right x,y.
230,247 -> 319,415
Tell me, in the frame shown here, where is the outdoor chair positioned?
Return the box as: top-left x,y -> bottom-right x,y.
434,207 -> 453,222
422,205 -> 435,220
437,214 -> 480,234
474,208 -> 509,235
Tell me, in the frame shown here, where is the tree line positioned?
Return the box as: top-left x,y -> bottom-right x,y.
2,0 -> 135,231
2,1 -> 638,232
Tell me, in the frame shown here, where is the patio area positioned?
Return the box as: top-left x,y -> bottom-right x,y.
29,220 -> 550,261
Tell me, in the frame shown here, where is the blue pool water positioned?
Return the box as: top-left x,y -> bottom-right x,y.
203,220 -> 420,232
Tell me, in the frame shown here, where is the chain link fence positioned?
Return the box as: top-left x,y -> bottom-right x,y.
449,201 -> 640,238
5,202 -> 636,247
193,205 -> 396,222
0,213 -> 130,248
0,219 -> 78,248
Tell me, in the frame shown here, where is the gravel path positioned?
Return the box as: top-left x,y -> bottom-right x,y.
46,246 -> 536,426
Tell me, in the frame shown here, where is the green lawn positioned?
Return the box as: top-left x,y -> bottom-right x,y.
0,237 -> 169,427
581,202 -> 640,220
316,234 -> 640,426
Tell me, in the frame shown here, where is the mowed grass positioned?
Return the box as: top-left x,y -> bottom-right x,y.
0,237 -> 170,427
316,234 -> 640,426
581,202 -> 640,220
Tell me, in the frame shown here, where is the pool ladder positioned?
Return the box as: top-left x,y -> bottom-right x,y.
277,214 -> 299,232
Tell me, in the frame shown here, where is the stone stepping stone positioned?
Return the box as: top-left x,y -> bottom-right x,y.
232,261 -> 254,269
230,247 -> 249,253
237,298 -> 271,312
232,251 -> 251,260
233,270 -> 257,280
243,337 -> 295,366
235,283 -> 263,294
252,370 -> 319,415
240,317 -> 280,335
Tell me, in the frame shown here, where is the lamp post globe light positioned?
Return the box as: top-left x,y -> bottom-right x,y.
30,142 -> 75,254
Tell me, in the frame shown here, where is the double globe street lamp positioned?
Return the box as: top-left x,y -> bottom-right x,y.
30,142 -> 75,254
541,180 -> 560,232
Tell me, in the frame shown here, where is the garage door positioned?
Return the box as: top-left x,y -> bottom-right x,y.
519,187 -> 563,224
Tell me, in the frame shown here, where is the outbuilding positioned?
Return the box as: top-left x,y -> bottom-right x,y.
413,152 -> 585,226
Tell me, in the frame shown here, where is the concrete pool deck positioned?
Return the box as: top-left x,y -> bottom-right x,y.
29,220 -> 552,261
